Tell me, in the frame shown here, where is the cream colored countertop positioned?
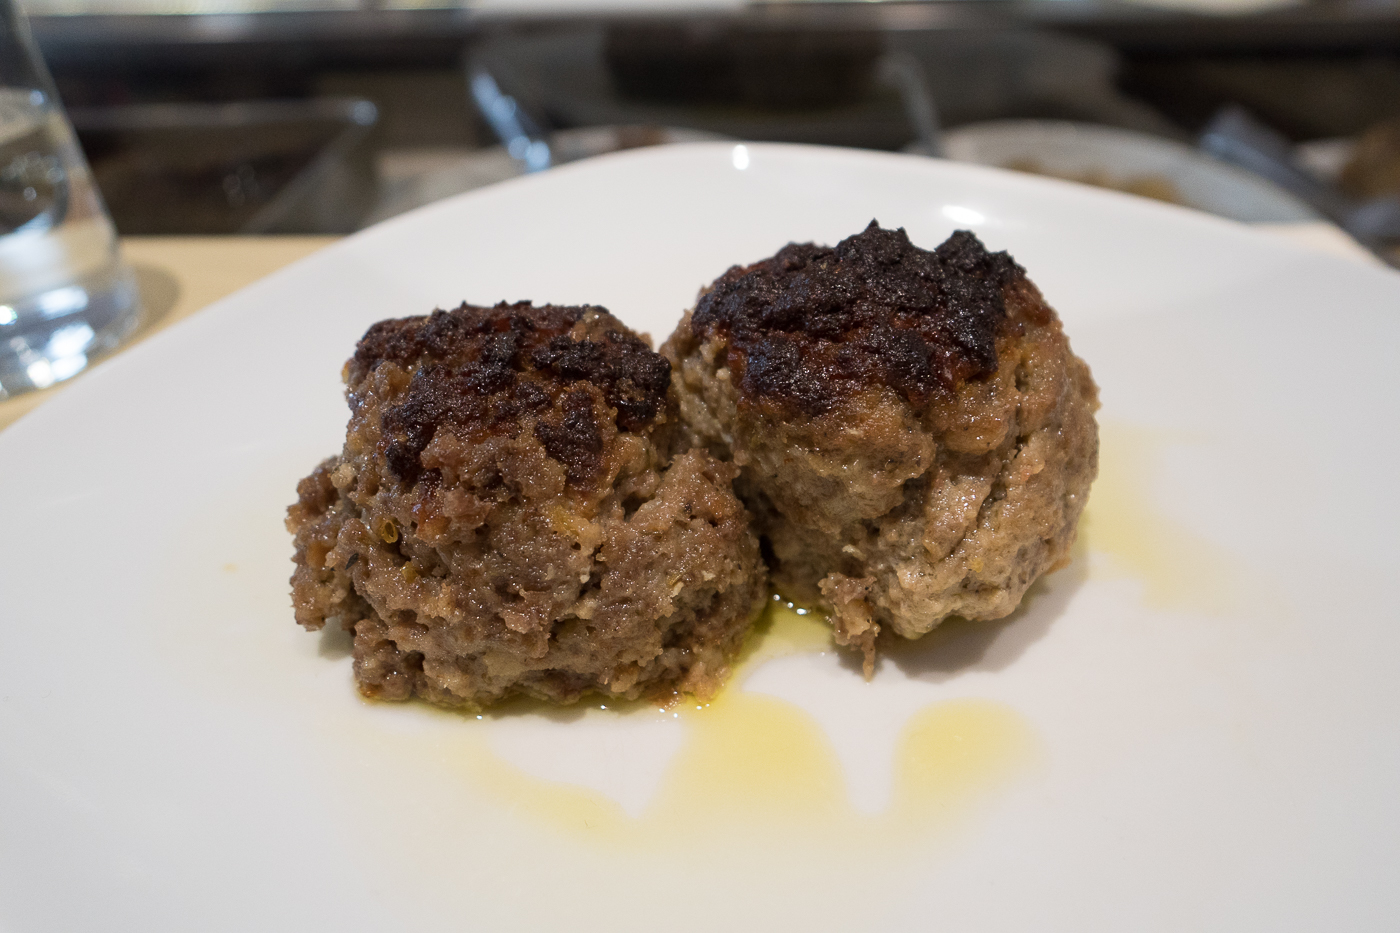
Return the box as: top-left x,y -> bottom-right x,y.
0,223 -> 1379,434
0,236 -> 338,432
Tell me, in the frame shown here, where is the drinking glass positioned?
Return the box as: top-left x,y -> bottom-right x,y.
0,0 -> 140,399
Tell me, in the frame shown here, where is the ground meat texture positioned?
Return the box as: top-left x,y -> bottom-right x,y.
663,222 -> 1099,674
287,301 -> 767,709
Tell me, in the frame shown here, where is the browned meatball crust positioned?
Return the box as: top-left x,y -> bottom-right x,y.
288,301 -> 767,709
663,222 -> 1098,673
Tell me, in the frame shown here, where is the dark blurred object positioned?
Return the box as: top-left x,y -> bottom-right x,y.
604,25 -> 881,110
887,30 -> 1178,138
476,26 -> 907,151
1340,118 -> 1400,202
70,98 -> 376,234
1201,105 -> 1400,261
474,27 -> 1175,153
1120,54 -> 1400,140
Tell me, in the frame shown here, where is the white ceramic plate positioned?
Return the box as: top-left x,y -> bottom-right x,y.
2,143 -> 1398,932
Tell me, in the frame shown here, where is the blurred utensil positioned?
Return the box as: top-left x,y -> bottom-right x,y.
877,52 -> 942,158
468,64 -> 551,174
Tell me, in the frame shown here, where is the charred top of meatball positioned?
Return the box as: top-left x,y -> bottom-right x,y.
349,301 -> 671,488
690,222 -> 1040,416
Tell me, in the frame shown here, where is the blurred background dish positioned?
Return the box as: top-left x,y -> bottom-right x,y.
942,119 -> 1319,224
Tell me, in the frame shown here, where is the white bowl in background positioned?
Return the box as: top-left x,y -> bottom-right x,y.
944,119 -> 1321,224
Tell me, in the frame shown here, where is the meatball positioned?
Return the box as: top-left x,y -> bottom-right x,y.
662,222 -> 1098,674
287,301 -> 767,709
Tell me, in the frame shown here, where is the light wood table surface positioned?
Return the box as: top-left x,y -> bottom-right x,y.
0,236 -> 339,433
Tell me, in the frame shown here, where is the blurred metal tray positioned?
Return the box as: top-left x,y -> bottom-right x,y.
69,97 -> 377,235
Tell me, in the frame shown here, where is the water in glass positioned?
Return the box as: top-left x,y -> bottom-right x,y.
0,11 -> 140,400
